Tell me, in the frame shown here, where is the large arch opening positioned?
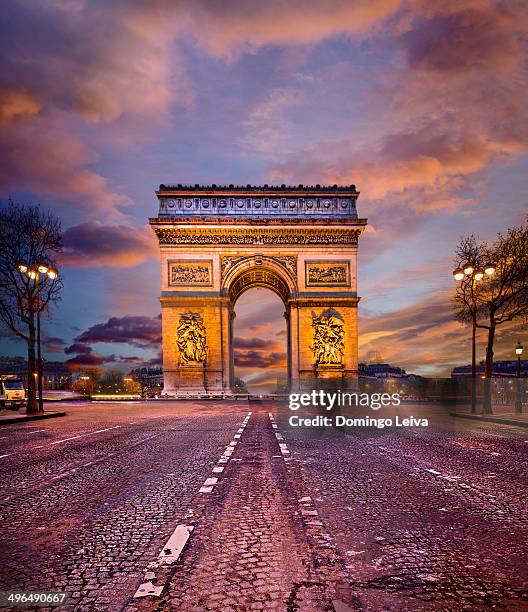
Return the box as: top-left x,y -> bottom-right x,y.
233,287 -> 288,395
225,264 -> 293,395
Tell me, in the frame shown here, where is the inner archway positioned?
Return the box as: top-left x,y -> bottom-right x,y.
233,287 -> 288,395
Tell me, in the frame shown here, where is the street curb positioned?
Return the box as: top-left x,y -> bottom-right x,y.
0,411 -> 66,426
450,412 -> 528,428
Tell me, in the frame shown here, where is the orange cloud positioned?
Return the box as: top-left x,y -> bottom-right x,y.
184,0 -> 406,57
359,289 -> 524,376
0,88 -> 41,125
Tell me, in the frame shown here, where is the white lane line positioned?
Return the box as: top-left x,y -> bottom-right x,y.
199,475 -> 219,492
94,426 -> 122,434
26,429 -> 47,435
269,413 -> 290,457
134,525 -> 194,598
270,414 -> 327,535
134,411 -> 251,599
0,454 -> 11,459
268,412 -> 290,459
50,435 -> 82,445
50,425 -> 121,445
201,477 -> 218,487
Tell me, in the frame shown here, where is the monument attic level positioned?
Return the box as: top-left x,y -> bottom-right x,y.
149,184 -> 367,396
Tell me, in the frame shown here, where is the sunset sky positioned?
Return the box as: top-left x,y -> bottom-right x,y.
1,1 -> 527,391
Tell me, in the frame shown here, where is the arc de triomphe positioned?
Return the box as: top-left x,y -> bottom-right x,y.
149,184 -> 367,396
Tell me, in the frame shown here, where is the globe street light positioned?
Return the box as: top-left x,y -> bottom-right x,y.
515,341 -> 523,414
17,262 -> 59,412
452,263 -> 494,413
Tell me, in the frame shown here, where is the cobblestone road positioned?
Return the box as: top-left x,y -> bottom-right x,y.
279,403 -> 528,611
0,400 -> 527,611
0,401 -> 247,610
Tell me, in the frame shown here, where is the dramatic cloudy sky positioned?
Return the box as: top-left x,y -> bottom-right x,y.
1,0 -> 527,390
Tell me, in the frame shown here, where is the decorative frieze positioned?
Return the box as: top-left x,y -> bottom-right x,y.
305,260 -> 350,287
155,228 -> 362,245
168,260 -> 213,286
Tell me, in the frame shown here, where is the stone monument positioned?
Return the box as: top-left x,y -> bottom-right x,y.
149,184 -> 367,396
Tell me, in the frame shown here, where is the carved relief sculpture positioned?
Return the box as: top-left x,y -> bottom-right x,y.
270,255 -> 297,277
222,255 -> 297,280
306,261 -> 350,287
169,260 -> 212,286
177,312 -> 207,364
221,256 -> 247,275
311,308 -> 345,365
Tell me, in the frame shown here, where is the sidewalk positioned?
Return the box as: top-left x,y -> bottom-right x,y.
0,410 -> 66,425
450,406 -> 528,428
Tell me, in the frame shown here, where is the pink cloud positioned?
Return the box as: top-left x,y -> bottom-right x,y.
0,116 -> 130,221
183,0 -> 407,58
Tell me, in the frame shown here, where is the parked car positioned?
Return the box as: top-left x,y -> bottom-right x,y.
0,376 -> 27,410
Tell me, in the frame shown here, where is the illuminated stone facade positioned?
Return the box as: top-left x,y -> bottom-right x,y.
150,184 -> 367,395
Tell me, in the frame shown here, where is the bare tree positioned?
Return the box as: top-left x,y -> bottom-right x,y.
454,221 -> 528,413
0,200 -> 63,413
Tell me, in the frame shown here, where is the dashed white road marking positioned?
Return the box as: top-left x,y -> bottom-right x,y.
0,454 -> 11,459
94,426 -> 121,434
269,413 -> 291,457
51,425 -> 121,445
134,525 -> 194,598
269,413 -> 328,540
134,410 -> 252,599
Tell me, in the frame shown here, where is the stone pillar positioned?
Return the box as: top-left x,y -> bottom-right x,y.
292,298 -> 359,391
288,301 -> 300,391
284,308 -> 291,389
161,296 -> 230,396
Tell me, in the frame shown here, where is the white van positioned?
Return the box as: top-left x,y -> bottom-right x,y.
0,376 -> 27,410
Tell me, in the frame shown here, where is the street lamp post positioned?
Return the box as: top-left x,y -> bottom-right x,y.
17,263 -> 58,413
515,341 -> 523,414
79,375 -> 90,395
453,263 -> 495,414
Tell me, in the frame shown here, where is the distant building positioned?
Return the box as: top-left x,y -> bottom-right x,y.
128,366 -> 163,392
451,360 -> 528,378
44,362 -> 72,389
0,356 -> 71,389
359,363 -> 408,378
